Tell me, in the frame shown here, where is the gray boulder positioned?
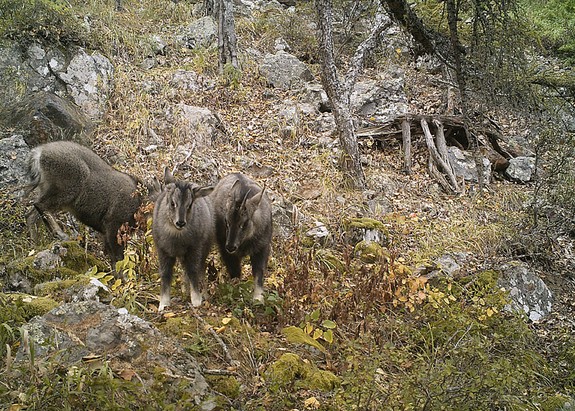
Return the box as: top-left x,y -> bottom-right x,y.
0,135 -> 30,198
17,301 -> 209,401
0,41 -> 112,140
1,91 -> 92,147
58,49 -> 114,120
447,146 -> 491,183
171,103 -> 221,149
498,261 -> 553,321
259,51 -> 314,89
350,69 -> 408,121
179,16 -> 217,49
506,156 -> 536,182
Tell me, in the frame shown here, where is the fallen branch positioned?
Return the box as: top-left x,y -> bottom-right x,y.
191,309 -> 239,367
421,118 -> 460,193
402,118 -> 412,174
203,368 -> 239,376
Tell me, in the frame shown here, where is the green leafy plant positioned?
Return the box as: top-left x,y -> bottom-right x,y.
300,309 -> 337,345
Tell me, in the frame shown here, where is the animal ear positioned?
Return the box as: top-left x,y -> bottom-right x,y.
246,187 -> 265,214
145,176 -> 162,201
164,167 -> 176,185
193,185 -> 214,198
230,178 -> 241,202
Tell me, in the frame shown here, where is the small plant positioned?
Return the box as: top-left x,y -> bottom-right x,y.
300,309 -> 337,345
222,63 -> 242,89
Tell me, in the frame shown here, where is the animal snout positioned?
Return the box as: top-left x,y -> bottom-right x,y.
226,244 -> 238,254
175,220 -> 186,229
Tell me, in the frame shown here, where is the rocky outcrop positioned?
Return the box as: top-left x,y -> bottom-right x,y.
17,301 -> 210,404
506,156 -> 536,182
0,135 -> 30,198
259,51 -> 314,89
447,146 -> 491,183
0,41 -> 113,144
498,261 -> 553,321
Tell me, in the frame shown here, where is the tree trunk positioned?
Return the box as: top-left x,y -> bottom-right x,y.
214,0 -> 239,73
402,118 -> 411,174
316,0 -> 365,189
315,0 -> 390,189
445,0 -> 484,187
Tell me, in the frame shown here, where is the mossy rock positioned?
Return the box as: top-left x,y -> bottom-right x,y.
206,375 -> 241,399
34,278 -> 87,297
344,218 -> 389,247
354,240 -> 388,263
7,241 -> 107,285
345,217 -> 386,231
314,249 -> 345,273
0,293 -> 59,318
58,241 -> 108,273
266,352 -> 340,392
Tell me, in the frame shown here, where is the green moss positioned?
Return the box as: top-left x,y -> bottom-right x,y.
282,326 -> 326,353
59,241 -> 108,273
354,241 -> 387,263
476,269 -> 499,289
346,217 -> 386,232
315,249 -> 346,273
540,394 -> 575,411
266,353 -> 340,392
206,375 -> 241,398
34,278 -> 86,297
6,241 -> 107,286
0,293 -> 58,318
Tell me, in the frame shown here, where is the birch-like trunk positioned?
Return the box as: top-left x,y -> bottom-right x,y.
215,0 -> 239,73
315,0 -> 390,189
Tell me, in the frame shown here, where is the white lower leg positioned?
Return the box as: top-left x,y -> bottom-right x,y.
190,287 -> 202,307
253,285 -> 264,302
158,289 -> 170,311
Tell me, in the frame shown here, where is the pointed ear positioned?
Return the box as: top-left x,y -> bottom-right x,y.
164,167 -> 176,185
246,187 -> 265,213
230,178 -> 241,202
193,185 -> 214,198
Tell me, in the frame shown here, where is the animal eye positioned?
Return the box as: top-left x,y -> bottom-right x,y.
170,201 -> 176,208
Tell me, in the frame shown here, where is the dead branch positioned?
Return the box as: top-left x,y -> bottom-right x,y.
192,309 -> 239,367
421,118 -> 460,193
401,118 -> 412,174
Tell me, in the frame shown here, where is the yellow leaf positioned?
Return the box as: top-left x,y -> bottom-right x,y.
111,278 -> 122,291
163,312 -> 177,319
304,396 -> 321,409
222,317 -> 232,325
312,328 -> 323,340
305,323 -> 314,335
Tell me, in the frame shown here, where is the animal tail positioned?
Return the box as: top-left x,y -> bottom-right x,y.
24,146 -> 43,194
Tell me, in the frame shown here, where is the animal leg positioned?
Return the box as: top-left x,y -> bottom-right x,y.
27,206 -> 69,241
103,225 -> 125,275
158,253 -> 176,311
220,247 -> 242,279
251,247 -> 270,302
183,254 -> 205,307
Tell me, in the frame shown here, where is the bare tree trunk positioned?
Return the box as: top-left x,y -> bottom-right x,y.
402,118 -> 411,174
214,0 -> 239,73
315,0 -> 391,189
445,0 -> 484,188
